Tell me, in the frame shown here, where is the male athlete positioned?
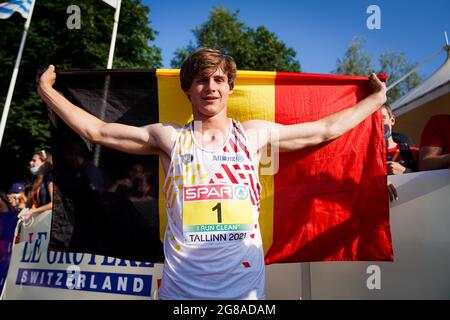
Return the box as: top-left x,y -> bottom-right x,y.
38,48 -> 387,299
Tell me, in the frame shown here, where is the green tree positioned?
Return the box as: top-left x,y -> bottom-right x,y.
0,0 -> 161,188
334,36 -> 374,76
171,6 -> 300,72
379,50 -> 422,104
334,36 -> 422,104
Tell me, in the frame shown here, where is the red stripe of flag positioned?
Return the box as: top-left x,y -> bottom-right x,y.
265,71 -> 392,264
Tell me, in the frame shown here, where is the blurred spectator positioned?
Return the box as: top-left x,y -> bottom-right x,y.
6,183 -> 27,213
20,150 -> 53,221
382,104 -> 419,175
0,191 -> 13,213
62,140 -> 109,192
109,163 -> 151,198
108,162 -> 157,214
419,114 -> 450,171
392,132 -> 415,146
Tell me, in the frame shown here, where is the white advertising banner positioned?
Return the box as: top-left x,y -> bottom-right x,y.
2,210 -> 163,300
308,168 -> 450,299
3,169 -> 449,299
265,169 -> 450,299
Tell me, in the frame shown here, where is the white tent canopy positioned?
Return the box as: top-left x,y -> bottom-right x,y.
392,49 -> 450,116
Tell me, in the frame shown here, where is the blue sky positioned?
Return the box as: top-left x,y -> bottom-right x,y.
142,0 -> 450,79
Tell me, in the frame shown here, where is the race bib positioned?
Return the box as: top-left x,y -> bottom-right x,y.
182,184 -> 254,244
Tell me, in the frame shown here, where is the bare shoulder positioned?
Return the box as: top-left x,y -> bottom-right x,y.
144,122 -> 181,155
242,119 -> 277,131
146,122 -> 181,134
241,120 -> 280,142
241,120 -> 279,154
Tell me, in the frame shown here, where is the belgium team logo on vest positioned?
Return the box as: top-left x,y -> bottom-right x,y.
181,153 -> 194,164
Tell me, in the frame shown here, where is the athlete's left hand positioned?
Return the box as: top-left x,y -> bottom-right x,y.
368,73 -> 387,105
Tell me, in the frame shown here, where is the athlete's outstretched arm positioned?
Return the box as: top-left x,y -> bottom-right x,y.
38,65 -> 178,156
243,73 -> 387,152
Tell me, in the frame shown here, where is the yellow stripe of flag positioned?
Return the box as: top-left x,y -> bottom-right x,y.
156,69 -> 276,253
229,70 -> 276,255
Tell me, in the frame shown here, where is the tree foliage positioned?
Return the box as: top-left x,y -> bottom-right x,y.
171,6 -> 300,72
334,36 -> 374,76
0,0 -> 161,189
334,36 -> 422,104
378,50 -> 422,103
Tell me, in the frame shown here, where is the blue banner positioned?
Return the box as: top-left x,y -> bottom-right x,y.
16,268 -> 152,296
0,211 -> 18,293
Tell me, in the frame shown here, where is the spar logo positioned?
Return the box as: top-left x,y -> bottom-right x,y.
234,185 -> 248,200
184,184 -> 249,201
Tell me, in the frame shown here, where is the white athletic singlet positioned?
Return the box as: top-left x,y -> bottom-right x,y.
159,118 -> 265,300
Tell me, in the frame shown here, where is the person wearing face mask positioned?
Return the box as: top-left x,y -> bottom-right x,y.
381,104 -> 419,175
6,182 -> 27,213
19,150 -> 54,221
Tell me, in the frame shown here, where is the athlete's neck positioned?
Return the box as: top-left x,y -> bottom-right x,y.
192,114 -> 231,150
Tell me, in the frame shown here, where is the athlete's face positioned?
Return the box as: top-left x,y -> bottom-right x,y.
185,67 -> 233,118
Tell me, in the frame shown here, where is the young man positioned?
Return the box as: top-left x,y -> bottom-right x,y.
38,48 -> 386,299
419,114 -> 450,171
381,104 -> 419,174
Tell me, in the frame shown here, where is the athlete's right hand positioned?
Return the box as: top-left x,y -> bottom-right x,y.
37,65 -> 56,90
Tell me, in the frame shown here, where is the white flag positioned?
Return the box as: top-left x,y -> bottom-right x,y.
0,0 -> 32,19
102,0 -> 118,8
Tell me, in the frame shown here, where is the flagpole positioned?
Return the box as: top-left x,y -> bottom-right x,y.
107,0 -> 121,69
386,47 -> 445,92
93,0 -> 122,166
0,0 -> 37,149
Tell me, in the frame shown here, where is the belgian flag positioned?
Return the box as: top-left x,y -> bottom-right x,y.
49,69 -> 393,263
